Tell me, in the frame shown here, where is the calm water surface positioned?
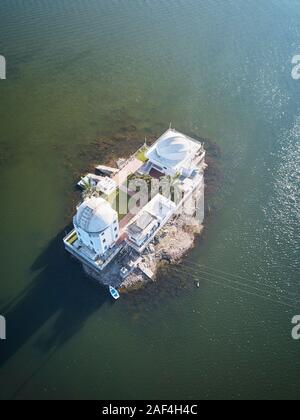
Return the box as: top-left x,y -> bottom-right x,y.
0,0 -> 299,399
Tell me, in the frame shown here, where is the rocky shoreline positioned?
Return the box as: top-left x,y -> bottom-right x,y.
119,214 -> 204,292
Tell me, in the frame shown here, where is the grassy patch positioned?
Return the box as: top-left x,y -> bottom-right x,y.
135,146 -> 149,163
105,187 -> 131,221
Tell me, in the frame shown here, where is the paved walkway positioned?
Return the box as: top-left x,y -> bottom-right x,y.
119,212 -> 136,236
113,158 -> 144,187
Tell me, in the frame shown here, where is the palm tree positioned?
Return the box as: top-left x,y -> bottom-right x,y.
81,177 -> 97,200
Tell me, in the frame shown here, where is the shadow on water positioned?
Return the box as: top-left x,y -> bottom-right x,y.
0,225 -> 109,368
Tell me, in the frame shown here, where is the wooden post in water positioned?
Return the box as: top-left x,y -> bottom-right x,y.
0,315 -> 6,340
0,55 -> 6,80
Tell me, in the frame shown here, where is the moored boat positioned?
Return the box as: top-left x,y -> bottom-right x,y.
109,285 -> 120,300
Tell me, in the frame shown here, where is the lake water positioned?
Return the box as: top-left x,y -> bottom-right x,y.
0,0 -> 299,400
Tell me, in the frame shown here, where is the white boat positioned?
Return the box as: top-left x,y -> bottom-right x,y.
109,286 -> 120,300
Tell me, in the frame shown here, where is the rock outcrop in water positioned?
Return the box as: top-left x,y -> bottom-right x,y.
120,214 -> 204,291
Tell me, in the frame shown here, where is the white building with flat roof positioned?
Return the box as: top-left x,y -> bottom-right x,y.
146,128 -> 205,177
96,176 -> 117,196
126,194 -> 176,252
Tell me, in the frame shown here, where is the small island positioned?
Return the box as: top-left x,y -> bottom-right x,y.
63,128 -> 207,292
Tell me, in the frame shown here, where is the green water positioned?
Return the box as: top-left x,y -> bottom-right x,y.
0,0 -> 299,400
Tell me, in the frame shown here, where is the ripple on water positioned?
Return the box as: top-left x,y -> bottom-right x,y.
261,116 -> 300,289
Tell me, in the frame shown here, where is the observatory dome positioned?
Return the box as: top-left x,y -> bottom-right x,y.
74,197 -> 116,233
156,135 -> 190,164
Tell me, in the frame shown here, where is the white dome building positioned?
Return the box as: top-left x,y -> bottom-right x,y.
156,135 -> 189,164
73,197 -> 119,256
146,129 -> 203,176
